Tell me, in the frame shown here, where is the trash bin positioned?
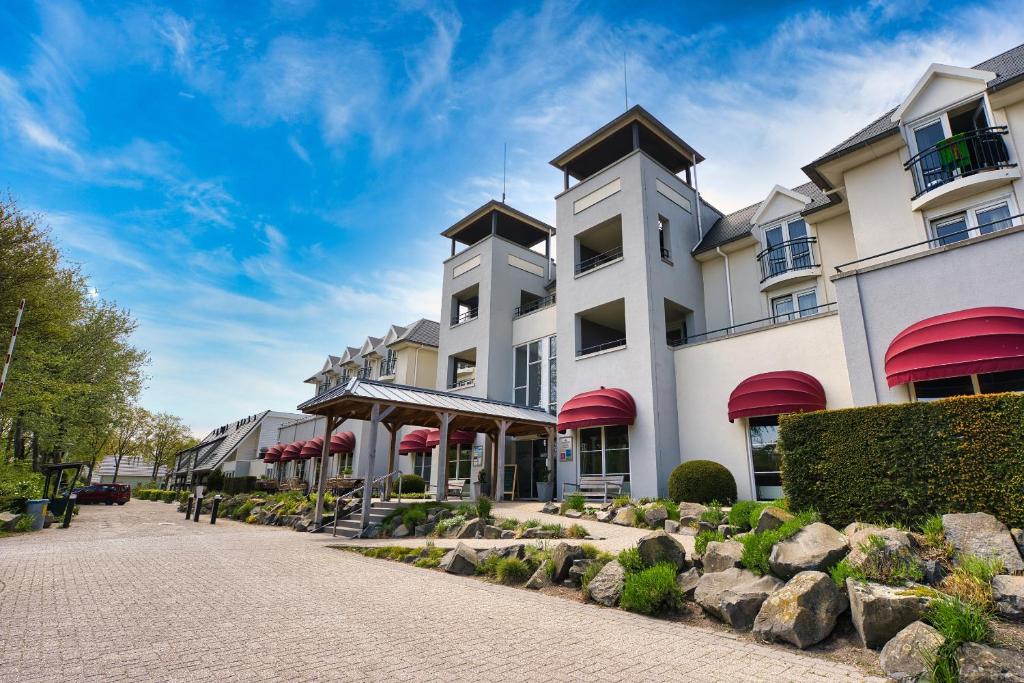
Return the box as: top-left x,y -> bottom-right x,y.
25,499 -> 49,531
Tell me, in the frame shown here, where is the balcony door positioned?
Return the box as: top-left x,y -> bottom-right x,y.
764,218 -> 810,277
913,120 -> 949,191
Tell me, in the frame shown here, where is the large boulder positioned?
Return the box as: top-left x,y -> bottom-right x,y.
637,530 -> 688,570
676,568 -> 701,598
943,512 -> 1024,574
702,540 -> 744,574
846,527 -> 913,570
478,544 -> 526,563
595,509 -> 614,523
392,523 -> 410,538
455,519 -> 483,539
879,621 -> 944,682
755,506 -> 794,533
568,559 -> 597,585
677,502 -> 707,526
612,506 -> 637,526
769,523 -> 849,579
0,512 -> 21,531
643,505 -> 668,527
956,642 -> 1024,683
587,560 -> 625,606
441,543 -> 478,576
525,564 -> 549,590
752,571 -> 847,649
992,575 -> 1024,622
481,525 -> 503,539
664,519 -> 681,534
694,567 -> 783,630
541,502 -> 559,515
846,579 -> 930,649
550,543 -> 585,583
1013,528 -> 1024,558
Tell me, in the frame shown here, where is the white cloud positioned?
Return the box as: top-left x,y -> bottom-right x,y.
287,135 -> 311,164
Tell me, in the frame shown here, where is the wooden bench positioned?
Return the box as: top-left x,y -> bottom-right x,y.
562,475 -> 625,503
447,479 -> 470,499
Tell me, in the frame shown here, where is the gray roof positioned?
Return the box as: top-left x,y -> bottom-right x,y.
392,318 -> 440,348
806,42 -> 1024,173
173,410 -> 292,474
694,182 -> 830,254
92,456 -> 165,481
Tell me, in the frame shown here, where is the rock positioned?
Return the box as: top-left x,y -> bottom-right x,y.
500,530 -> 516,539
430,508 -> 452,523
703,541 -> 744,574
595,509 -> 614,523
676,502 -> 708,527
1013,528 -> 1024,558
943,512 -> 1024,574
550,543 -> 585,583
441,542 -> 478,576
568,559 -> 597,585
846,580 -> 930,649
676,568 -> 701,598
478,544 -> 526,562
0,512 -> 20,531
718,524 -> 741,538
694,568 -> 784,630
843,522 -> 878,538
612,506 -> 637,526
363,524 -> 381,539
455,519 -> 482,539
753,571 -> 848,649
525,564 -> 549,590
414,522 -> 435,537
637,530 -> 688,570
392,523 -> 410,538
769,523 -> 849,579
541,502 -> 559,515
587,560 -> 626,606
956,642 -> 1024,682
846,527 -> 913,570
664,519 -> 681,534
921,559 -> 948,586
482,525 -> 502,539
697,521 -> 718,533
755,506 -> 795,533
993,575 -> 1024,621
565,509 -> 583,519
643,505 -> 668,527
879,621 -> 944,682
292,517 -> 310,532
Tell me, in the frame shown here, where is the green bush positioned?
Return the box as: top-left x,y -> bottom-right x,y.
728,500 -> 762,530
699,500 -> 725,525
0,461 -> 44,513
14,514 -> 36,532
925,596 -> 993,683
399,474 -> 426,494
619,563 -> 683,615
495,558 -> 531,585
223,476 -> 257,494
694,529 -> 725,555
667,460 -> 737,504
617,546 -> 647,575
160,490 -> 177,503
739,510 -> 816,576
566,523 -> 588,539
561,493 -> 585,513
476,553 -> 503,577
205,470 -> 224,492
477,496 -> 492,521
779,393 -> 1024,527
401,506 -> 427,529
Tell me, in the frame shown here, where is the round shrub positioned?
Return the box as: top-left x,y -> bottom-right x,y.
161,490 -> 177,503
619,563 -> 683,614
668,460 -> 737,504
495,557 -> 531,585
399,474 -> 426,494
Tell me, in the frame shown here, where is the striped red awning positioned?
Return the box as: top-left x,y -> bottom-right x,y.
557,387 -> 636,431
728,371 -> 826,421
885,306 -> 1024,387
263,444 -> 283,464
424,429 -> 476,448
329,431 -> 356,455
299,437 -> 324,459
279,440 -> 304,463
398,428 -> 430,455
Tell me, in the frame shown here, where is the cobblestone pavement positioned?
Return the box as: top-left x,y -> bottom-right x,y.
0,501 -> 881,682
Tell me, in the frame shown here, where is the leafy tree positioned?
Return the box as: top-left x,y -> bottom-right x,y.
106,404 -> 150,483
142,412 -> 196,482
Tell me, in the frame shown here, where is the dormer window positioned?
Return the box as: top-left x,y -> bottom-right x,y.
758,217 -> 815,282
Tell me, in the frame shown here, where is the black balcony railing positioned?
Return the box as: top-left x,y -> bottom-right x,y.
357,367 -> 373,380
672,301 -> 838,346
513,293 -> 556,319
448,377 -> 475,389
756,236 -> 818,283
379,359 -> 397,377
904,126 -> 1014,199
451,308 -> 478,326
576,337 -> 626,357
575,245 -> 623,275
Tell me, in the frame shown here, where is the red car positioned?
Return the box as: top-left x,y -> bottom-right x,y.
73,483 -> 131,505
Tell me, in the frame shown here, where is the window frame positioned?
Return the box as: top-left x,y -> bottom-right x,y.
910,369 -> 1024,401
747,415 -> 783,502
770,287 -> 819,323
928,195 -> 1016,246
446,443 -> 472,480
578,425 -> 630,480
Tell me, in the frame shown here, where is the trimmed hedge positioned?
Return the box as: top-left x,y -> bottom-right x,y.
779,392 -> 1024,528
223,476 -> 257,495
668,460 -> 737,504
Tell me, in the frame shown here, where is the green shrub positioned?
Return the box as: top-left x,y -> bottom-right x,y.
659,498 -> 679,521
617,546 -> 647,575
498,518 -> 518,531
399,474 -> 426,494
611,495 -> 631,508
566,523 -> 588,539
925,596 -> 993,683
940,554 -> 1004,609
694,529 -> 725,555
0,461 -> 44,513
728,500 -> 759,530
476,553 -> 503,577
779,393 -> 1024,527
667,460 -> 737,504
561,493 -> 585,514
739,510 -> 817,575
160,490 -> 177,503
619,563 -> 683,615
14,514 -> 36,532
476,496 -> 492,521
580,558 -> 611,599
205,470 -> 224,492
829,558 -> 864,588
848,535 -> 923,586
495,557 -> 531,585
920,514 -> 947,549
540,522 -> 564,534
520,519 -> 541,529
699,500 -> 725,525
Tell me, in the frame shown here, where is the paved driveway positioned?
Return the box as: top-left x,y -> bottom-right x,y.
0,501 -> 880,682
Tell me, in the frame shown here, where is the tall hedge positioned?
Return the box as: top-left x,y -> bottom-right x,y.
779,393 -> 1024,528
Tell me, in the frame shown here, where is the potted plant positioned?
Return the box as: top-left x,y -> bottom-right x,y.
534,460 -> 551,501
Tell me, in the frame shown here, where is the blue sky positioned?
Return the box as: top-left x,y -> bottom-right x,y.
2,0 -> 1023,435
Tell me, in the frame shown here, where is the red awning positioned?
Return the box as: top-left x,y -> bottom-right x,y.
885,306 -> 1024,387
728,371 -> 826,421
398,428 -> 430,455
557,387 -> 636,431
279,440 -> 304,463
329,431 -> 355,455
300,437 -> 324,459
263,444 -> 283,464
424,429 -> 477,448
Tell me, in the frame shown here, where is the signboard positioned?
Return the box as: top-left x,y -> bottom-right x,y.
472,444 -> 484,466
559,436 -> 573,462
503,464 -> 518,500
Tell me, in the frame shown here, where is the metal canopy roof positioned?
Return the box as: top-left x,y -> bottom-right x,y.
297,378 -> 556,437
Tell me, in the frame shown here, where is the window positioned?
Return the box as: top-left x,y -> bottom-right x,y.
449,348 -> 476,389
514,336 -> 557,411
749,416 -> 782,501
763,218 -> 812,278
548,336 -> 557,414
931,200 -> 1015,247
658,215 -> 671,260
579,425 -> 630,480
413,453 -> 431,482
913,369 -> 1024,401
447,444 -> 471,479
337,453 -> 353,475
381,349 -> 397,377
771,288 -> 818,323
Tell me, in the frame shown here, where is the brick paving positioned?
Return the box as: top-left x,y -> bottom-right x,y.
0,501 -> 881,682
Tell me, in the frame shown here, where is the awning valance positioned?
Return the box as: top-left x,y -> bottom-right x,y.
557,387 -> 636,431
279,440 -> 304,463
263,444 -> 283,464
330,431 -> 356,455
728,371 -> 826,421
885,306 -> 1024,387
398,428 -> 430,455
425,429 -> 477,448
300,437 -> 324,459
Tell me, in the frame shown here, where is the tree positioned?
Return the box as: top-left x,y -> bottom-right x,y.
142,412 -> 195,482
106,404 -> 150,483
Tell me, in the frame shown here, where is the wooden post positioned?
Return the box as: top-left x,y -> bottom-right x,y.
546,427 -> 556,502
494,419 -> 511,502
313,414 -> 336,528
360,403 -> 395,533
434,412 -> 453,501
384,425 -> 399,500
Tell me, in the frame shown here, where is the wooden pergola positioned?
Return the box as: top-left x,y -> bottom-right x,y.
297,379 -> 557,532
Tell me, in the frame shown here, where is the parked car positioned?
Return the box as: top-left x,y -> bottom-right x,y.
73,483 -> 131,505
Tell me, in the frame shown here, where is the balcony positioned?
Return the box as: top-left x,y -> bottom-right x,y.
451,307 -> 478,326
673,301 -> 838,346
379,359 -> 397,378
756,237 -> 819,289
905,127 -> 1017,209
513,293 -> 556,319
575,245 -> 623,276
356,367 -> 373,380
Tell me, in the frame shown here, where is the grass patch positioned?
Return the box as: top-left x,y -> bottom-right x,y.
434,514 -> 466,536
694,529 -> 725,556
499,518 -> 519,531
413,547 -> 447,569
520,519 -> 541,529
699,500 -> 725,526
925,595 -> 993,683
727,500 -> 760,530
566,523 -> 588,539
617,546 -> 647,575
829,558 -> 865,588
939,554 -> 1004,609
561,493 -> 585,514
739,509 -> 817,576
495,558 -> 531,585
611,495 -> 631,508
619,563 -> 683,615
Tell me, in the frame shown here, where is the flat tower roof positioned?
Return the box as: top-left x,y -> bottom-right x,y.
442,200 -> 555,249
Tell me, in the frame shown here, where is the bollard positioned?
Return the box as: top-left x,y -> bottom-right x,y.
61,493 -> 77,529
210,495 -> 222,524
185,494 -> 194,519
192,496 -> 203,522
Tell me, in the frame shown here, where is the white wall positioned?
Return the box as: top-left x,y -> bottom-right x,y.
844,150 -> 924,259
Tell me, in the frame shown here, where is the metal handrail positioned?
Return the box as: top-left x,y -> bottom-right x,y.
379,359 -> 397,376
451,308 -> 479,326
834,211 -> 1024,273
577,337 -> 626,356
575,245 -> 623,275
904,126 -> 1013,199
672,301 -> 838,346
756,236 -> 818,283
513,292 -> 556,319
315,469 -> 403,536
448,377 -> 475,389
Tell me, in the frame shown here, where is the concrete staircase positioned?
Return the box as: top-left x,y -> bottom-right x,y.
328,499 -> 407,538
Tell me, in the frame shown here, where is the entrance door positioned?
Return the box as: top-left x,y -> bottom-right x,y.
512,438 -> 551,499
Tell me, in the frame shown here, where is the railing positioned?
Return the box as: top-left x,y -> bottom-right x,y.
379,359 -> 397,377
575,245 -> 623,275
448,377 -> 475,390
357,367 -> 373,380
315,470 -> 402,537
756,237 -> 818,283
834,211 -> 1024,274
576,337 -> 626,357
672,301 -> 838,346
513,293 -> 556,319
660,247 -> 671,260
451,308 -> 478,326
904,126 -> 1013,199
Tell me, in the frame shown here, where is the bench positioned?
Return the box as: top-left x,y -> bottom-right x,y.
447,479 -> 470,500
562,475 -> 625,503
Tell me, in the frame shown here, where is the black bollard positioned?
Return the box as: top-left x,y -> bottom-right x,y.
193,496 -> 203,522
185,494 -> 194,519
210,495 -> 222,524
61,493 -> 77,529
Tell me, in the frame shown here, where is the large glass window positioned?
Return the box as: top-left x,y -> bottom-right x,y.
336,453 -> 353,475
930,200 -> 1015,246
514,336 -> 556,410
528,341 -> 542,407
978,369 -> 1024,393
749,416 -> 783,501
413,453 -> 431,482
447,444 -> 471,479
914,369 -> 1024,400
548,336 -> 557,414
579,426 -> 630,480
772,288 -> 818,323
